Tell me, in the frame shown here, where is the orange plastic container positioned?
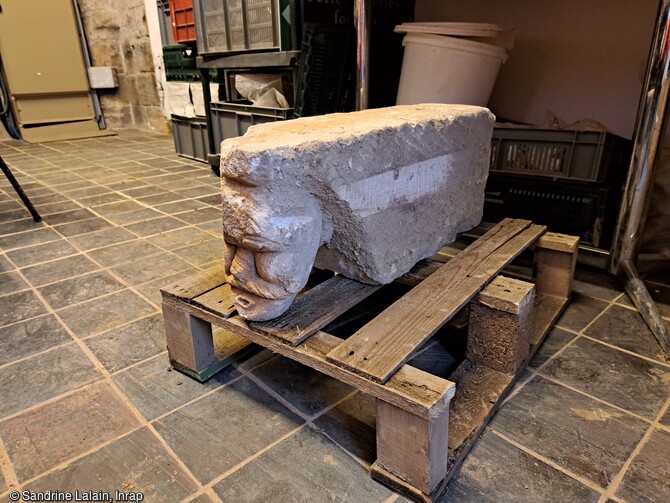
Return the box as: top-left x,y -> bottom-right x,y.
169,0 -> 196,43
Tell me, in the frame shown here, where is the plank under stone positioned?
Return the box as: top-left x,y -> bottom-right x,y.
250,274 -> 380,346
326,219 -> 546,384
161,264 -> 226,301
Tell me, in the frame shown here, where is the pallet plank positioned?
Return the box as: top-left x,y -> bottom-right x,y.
326,219 -> 546,384
191,284 -> 236,318
161,264 -> 226,301
250,275 -> 380,346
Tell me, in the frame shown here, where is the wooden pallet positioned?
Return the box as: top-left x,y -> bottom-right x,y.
160,218 -> 578,502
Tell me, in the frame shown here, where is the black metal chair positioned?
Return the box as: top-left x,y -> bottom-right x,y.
0,155 -> 41,222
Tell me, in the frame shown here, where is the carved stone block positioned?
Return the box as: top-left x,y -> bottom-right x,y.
220,104 -> 495,320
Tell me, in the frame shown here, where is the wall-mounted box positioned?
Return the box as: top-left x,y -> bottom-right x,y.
87,67 -> 118,89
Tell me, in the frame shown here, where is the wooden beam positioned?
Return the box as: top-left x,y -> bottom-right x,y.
163,293 -> 454,419
534,232 -> 579,299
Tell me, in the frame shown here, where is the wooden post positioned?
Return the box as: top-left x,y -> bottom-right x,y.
534,232 -> 579,299
371,399 -> 450,500
467,275 -> 535,375
163,303 -> 216,373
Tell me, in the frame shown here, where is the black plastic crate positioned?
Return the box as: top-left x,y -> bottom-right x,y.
210,100 -> 293,153
484,173 -> 618,249
490,127 -> 631,183
163,44 -> 198,81
172,114 -> 208,162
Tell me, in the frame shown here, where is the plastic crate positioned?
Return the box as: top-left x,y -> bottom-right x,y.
193,0 -> 283,55
163,44 -> 198,81
490,127 -> 631,183
210,100 -> 292,153
157,0 -> 175,46
294,23 -> 355,117
172,115 -> 209,162
483,173 -> 618,248
169,0 -> 197,43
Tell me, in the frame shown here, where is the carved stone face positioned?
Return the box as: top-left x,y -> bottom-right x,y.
221,176 -> 324,321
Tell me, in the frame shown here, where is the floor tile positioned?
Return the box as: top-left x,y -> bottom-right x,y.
44,208 -> 96,225
106,207 -> 163,225
0,344 -> 100,419
21,428 -> 198,502
213,427 -> 394,502
76,192 -> 126,206
0,270 -> 29,296
0,254 -> 14,273
0,218 -> 46,236
85,315 -> 166,373
585,305 -> 669,363
573,267 -> 623,301
53,217 -> 113,237
0,227 -> 60,251
0,290 -> 47,327
124,215 -> 188,237
187,494 -> 216,503
6,239 -> 79,267
659,406 -> 670,428
490,376 -> 647,487
440,430 -> 600,502
311,392 -> 377,463
67,226 -> 135,251
176,207 -> 221,225
0,207 -> 30,221
135,191 -> 183,205
616,428 -> 670,503
172,239 -> 222,267
0,382 -> 141,482
38,271 -> 124,310
541,337 -> 670,419
0,314 -> 72,365
91,199 -> 145,216
58,289 -> 156,338
110,252 -> 193,285
155,199 -> 207,214
38,201 -> 81,215
154,376 -> 303,483
113,354 -> 239,420
528,327 -> 578,369
251,356 -> 353,417
177,186 -> 218,199
146,226 -> 212,250
20,254 -> 100,287
555,293 -> 609,332
87,239 -> 163,267
133,266 -> 199,305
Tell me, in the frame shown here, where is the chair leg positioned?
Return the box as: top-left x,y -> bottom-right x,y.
0,155 -> 41,222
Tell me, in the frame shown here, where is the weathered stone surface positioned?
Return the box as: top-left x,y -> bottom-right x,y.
220,104 -> 495,320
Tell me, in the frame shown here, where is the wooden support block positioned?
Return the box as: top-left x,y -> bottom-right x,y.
534,232 -> 579,299
372,398 -> 450,497
467,275 -> 535,375
163,303 -> 215,373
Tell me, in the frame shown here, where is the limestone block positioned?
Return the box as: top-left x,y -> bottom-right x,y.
220,104 -> 495,320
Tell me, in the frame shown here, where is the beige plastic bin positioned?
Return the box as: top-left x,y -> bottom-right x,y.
395,23 -> 511,107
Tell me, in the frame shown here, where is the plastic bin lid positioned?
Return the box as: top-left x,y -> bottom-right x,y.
394,22 -> 507,37
402,33 -> 508,61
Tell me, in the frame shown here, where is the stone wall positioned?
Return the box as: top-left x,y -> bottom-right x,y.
77,0 -> 167,131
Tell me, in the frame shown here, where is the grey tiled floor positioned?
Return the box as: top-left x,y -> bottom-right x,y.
0,130 -> 669,502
